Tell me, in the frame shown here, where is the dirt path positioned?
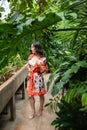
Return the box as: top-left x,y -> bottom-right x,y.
0,74 -> 56,130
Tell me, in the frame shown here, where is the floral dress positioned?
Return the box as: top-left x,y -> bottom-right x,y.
26,54 -> 48,96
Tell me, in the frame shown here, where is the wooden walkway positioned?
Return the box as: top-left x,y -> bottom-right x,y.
0,74 -> 55,130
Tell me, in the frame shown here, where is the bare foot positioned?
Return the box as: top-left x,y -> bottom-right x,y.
36,109 -> 43,116
29,112 -> 35,119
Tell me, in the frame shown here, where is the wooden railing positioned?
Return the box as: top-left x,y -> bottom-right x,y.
0,65 -> 28,121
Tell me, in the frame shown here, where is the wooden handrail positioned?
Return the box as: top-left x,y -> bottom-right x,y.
0,65 -> 28,121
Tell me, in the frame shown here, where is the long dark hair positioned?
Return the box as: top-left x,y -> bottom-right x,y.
32,41 -> 43,56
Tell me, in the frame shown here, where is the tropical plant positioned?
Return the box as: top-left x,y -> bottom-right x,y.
51,99 -> 87,130
0,0 -> 87,129
0,0 -> 63,69
45,0 -> 87,130
0,54 -> 25,85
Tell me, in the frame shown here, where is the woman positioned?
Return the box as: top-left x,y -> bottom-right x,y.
26,41 -> 48,119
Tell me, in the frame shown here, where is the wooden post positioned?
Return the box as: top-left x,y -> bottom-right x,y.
21,81 -> 25,99
9,95 -> 16,121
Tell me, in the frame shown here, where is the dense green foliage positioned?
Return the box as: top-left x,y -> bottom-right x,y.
0,0 -> 62,68
0,0 -> 87,130
0,54 -> 26,85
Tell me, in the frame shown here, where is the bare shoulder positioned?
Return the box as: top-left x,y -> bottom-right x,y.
28,54 -> 34,60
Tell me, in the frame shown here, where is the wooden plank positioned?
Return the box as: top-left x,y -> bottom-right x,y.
0,80 -> 15,112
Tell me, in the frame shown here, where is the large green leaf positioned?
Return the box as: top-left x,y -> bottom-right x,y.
80,106 -> 87,112
81,93 -> 87,106
25,12 -> 62,32
76,61 -> 87,68
61,69 -> 73,83
71,63 -> 80,73
51,81 -> 64,96
47,69 -> 60,91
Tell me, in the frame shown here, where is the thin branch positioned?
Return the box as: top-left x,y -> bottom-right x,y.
48,27 -> 87,32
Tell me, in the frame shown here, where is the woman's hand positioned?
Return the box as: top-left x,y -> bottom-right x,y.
36,60 -> 48,73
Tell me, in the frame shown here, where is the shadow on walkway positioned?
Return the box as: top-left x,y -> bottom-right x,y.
0,74 -> 55,130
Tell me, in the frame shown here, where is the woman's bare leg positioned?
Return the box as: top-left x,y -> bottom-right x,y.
29,95 -> 35,119
37,94 -> 45,116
